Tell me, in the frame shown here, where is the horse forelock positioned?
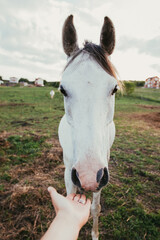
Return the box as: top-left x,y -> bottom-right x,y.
64,41 -> 117,78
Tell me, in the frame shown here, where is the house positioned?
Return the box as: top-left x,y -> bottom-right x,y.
35,78 -> 44,87
145,76 -> 159,89
0,80 -> 4,85
9,77 -> 19,84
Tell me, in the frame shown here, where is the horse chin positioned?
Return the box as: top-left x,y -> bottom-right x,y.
77,188 -> 98,194
76,186 -> 102,194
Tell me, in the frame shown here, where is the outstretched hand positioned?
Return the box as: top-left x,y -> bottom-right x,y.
48,187 -> 91,228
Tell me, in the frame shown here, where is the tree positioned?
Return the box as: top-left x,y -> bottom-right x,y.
19,78 -> 29,83
124,81 -> 135,95
0,76 -> 2,81
44,80 -> 47,86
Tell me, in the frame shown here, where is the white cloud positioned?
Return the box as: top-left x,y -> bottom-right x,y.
0,0 -> 160,81
112,49 -> 160,80
118,36 -> 160,58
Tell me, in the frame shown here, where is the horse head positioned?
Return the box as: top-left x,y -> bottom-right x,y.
59,15 -> 118,192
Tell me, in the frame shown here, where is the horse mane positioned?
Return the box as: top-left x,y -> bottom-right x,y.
64,41 -> 117,79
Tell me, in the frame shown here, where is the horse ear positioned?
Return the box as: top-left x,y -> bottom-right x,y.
100,16 -> 115,55
62,15 -> 79,56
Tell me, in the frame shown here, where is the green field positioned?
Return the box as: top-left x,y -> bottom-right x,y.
0,86 -> 160,240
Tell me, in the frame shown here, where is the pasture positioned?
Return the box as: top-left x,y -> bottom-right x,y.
0,86 -> 160,240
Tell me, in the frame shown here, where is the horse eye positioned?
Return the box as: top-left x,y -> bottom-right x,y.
111,85 -> 118,95
60,85 -> 68,97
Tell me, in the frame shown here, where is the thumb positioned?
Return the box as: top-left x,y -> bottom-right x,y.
48,187 -> 62,210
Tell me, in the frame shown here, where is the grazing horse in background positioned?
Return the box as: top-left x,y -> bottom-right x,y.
58,15 -> 118,240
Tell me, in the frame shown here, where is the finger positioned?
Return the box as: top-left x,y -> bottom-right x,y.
78,195 -> 86,204
73,194 -> 81,202
67,193 -> 76,200
85,198 -> 91,207
79,194 -> 86,202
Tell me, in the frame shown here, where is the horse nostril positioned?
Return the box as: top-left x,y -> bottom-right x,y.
97,167 -> 109,190
71,168 -> 81,189
97,168 -> 104,183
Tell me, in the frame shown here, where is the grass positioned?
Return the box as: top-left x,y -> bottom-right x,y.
0,86 -> 64,135
0,86 -> 160,240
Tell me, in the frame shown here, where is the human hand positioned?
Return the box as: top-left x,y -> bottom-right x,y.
48,187 -> 91,229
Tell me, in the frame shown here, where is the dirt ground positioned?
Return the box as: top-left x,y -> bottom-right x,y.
133,111 -> 160,128
0,137 -> 65,240
0,108 -> 160,240
124,105 -> 160,129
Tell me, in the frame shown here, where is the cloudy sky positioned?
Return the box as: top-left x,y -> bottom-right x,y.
0,0 -> 160,81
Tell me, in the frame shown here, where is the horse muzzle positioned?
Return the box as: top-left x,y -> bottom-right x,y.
71,167 -> 109,192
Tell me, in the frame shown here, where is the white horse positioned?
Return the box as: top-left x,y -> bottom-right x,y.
58,15 -> 118,240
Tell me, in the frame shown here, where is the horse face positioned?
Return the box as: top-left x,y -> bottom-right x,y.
60,15 -> 117,192
60,54 -> 117,191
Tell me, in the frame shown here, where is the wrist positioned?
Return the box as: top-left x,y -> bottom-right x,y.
54,213 -> 80,240
41,213 -> 80,240
57,211 -> 81,229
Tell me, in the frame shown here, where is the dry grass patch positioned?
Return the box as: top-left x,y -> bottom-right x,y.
0,138 -> 65,240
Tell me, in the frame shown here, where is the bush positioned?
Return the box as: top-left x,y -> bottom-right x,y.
52,82 -> 60,88
124,81 -> 135,95
44,81 -> 60,88
135,81 -> 145,87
